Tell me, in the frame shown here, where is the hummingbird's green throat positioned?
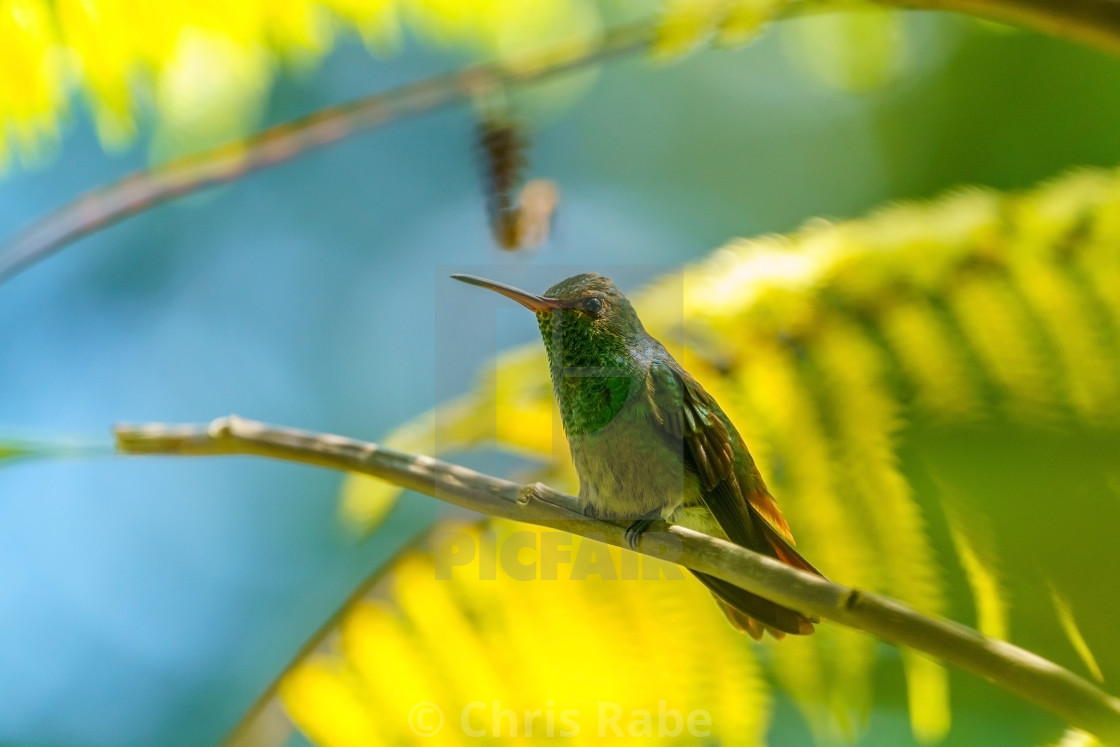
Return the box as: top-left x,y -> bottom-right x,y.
451,272 -> 825,640
452,273 -> 643,436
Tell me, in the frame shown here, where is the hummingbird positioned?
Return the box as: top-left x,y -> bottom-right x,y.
452,272 -> 824,639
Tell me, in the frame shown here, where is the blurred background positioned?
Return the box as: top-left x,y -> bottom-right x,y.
2,2 -> 1120,745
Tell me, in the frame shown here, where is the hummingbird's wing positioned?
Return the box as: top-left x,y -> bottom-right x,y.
645,358 -> 785,549
646,358 -> 822,637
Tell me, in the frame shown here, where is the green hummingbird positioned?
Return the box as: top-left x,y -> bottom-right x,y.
452,272 -> 824,639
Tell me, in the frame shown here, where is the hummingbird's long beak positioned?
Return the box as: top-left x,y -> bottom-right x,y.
451,274 -> 565,312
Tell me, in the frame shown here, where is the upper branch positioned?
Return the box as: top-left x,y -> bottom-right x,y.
893,0 -> 1120,56
115,415 -> 1120,743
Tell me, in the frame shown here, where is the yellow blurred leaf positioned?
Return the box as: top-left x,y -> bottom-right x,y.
279,657 -> 383,747
655,0 -> 786,59
904,651 -> 951,743
281,520 -> 769,745
718,0 -> 784,46
1050,586 -> 1105,684
0,0 -> 64,168
1,0 -> 611,164
338,474 -> 400,531
1051,728 -> 1102,747
654,0 -> 723,58
943,498 -> 1009,641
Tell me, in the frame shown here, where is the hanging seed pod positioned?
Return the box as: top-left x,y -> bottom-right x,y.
476,117 -> 558,251
513,178 -> 560,249
477,117 -> 526,249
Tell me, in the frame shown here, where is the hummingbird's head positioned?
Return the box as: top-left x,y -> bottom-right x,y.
451,272 -> 644,368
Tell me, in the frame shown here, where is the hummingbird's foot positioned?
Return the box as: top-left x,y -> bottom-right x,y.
624,510 -> 663,550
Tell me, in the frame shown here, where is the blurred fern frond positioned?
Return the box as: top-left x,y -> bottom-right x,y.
279,520 -> 770,746
4,0 -> 1120,177
654,0 -> 787,57
336,165 -> 1120,742
0,0 -> 606,165
941,494 -> 1009,641
4,0 -> 787,171
1051,729 -> 1103,747
0,0 -> 786,282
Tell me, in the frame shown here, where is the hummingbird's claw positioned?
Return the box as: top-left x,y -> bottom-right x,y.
624,515 -> 659,550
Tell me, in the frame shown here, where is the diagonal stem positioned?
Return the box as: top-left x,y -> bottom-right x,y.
116,415 -> 1120,743
0,23 -> 653,286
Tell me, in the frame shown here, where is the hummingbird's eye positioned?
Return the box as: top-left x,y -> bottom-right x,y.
582,296 -> 604,316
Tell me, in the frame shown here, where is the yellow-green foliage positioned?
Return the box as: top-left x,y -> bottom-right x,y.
1051,729 -> 1103,747
0,0 -> 818,169
331,165 -> 1120,745
0,0 -> 606,164
0,0 -> 876,170
654,0 -> 786,57
281,521 -> 769,746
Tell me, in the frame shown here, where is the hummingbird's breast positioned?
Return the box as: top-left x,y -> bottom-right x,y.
567,393 -> 703,521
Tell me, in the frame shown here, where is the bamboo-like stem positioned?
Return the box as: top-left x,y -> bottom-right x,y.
5,0 -> 1120,285
115,415 -> 1120,743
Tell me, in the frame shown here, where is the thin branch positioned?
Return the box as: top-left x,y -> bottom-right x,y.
115,415 -> 1120,743
5,0 -> 1120,285
894,0 -> 1120,55
0,23 -> 653,286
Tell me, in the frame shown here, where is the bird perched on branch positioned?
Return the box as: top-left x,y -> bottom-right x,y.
453,272 -> 824,638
